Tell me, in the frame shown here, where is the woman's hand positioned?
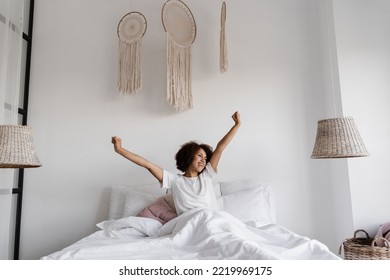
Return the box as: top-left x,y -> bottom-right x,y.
111,136 -> 122,152
232,111 -> 241,126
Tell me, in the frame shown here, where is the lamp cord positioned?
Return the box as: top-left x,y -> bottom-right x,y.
324,0 -> 338,117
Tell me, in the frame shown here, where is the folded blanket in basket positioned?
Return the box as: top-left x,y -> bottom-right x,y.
375,223 -> 390,247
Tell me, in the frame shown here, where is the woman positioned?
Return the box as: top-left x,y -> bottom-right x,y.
111,111 -> 241,215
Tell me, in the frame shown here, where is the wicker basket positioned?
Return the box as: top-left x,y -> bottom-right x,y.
341,229 -> 390,260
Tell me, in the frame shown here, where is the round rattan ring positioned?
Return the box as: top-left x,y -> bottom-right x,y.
162,0 -> 196,47
117,12 -> 147,44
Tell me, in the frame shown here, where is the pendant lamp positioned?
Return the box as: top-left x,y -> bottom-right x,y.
311,0 -> 369,159
311,117 -> 369,159
0,125 -> 41,168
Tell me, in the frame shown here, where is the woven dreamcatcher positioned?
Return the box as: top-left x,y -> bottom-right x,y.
220,1 -> 228,73
162,0 -> 196,111
117,12 -> 147,94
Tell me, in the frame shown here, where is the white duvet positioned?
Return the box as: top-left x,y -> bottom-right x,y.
42,208 -> 340,260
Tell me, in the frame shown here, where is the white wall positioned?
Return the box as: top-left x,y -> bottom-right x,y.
333,0 -> 390,235
21,0 -> 342,259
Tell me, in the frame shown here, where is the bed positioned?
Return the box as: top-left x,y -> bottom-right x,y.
41,179 -> 340,260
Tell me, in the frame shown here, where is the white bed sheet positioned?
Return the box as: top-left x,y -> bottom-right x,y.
42,208 -> 340,260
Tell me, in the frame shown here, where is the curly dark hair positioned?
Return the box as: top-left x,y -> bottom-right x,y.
175,141 -> 213,172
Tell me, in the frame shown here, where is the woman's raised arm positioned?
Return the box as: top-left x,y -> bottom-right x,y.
112,136 -> 163,183
209,111 -> 241,172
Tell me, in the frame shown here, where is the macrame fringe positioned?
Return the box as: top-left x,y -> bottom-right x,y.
118,39 -> 142,94
220,1 -> 228,73
166,35 -> 193,111
220,27 -> 227,73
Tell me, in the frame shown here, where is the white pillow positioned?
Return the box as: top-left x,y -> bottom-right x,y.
109,184 -> 166,220
122,190 -> 162,218
213,180 -> 222,198
220,179 -> 269,195
109,180 -> 275,227
97,216 -> 162,236
219,185 -> 275,227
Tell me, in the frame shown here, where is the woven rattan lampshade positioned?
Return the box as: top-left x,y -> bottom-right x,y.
0,125 -> 41,168
311,117 -> 369,159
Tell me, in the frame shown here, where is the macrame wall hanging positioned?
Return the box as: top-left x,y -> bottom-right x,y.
220,1 -> 228,73
162,0 -> 197,111
117,11 -> 147,94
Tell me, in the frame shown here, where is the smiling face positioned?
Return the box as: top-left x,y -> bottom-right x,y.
185,148 -> 207,176
175,141 -> 213,176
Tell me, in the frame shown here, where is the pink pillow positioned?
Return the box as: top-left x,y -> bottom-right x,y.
136,195 -> 177,224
